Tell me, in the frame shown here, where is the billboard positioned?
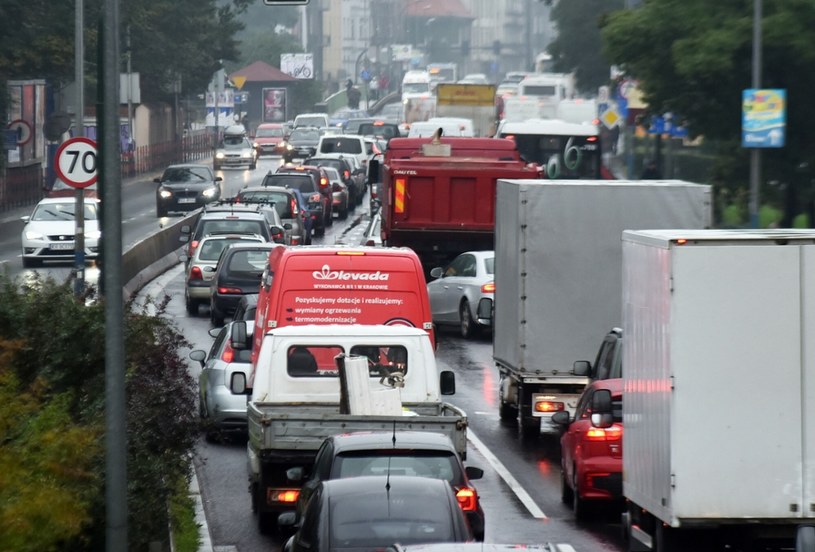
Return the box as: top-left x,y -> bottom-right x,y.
263,88 -> 287,123
281,53 -> 314,79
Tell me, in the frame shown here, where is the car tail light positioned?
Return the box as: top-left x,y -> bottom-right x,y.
221,341 -> 235,363
481,282 -> 495,293
534,400 -> 564,413
320,176 -> 329,188
189,240 -> 200,256
189,266 -> 203,281
586,424 -> 623,441
268,489 -> 300,504
217,286 -> 243,295
455,487 -> 478,512
343,170 -> 350,180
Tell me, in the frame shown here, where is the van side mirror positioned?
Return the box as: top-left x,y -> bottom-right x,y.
189,349 -> 206,367
590,389 -> 613,428
572,360 -> 591,377
231,321 -> 249,349
440,370 -> 455,395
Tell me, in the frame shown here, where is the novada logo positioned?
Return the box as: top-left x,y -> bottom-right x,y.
312,264 -> 390,281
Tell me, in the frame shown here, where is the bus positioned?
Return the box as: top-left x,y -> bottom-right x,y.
426,63 -> 458,89
496,118 -> 605,179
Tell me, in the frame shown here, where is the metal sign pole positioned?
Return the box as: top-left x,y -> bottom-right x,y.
74,0 -> 85,296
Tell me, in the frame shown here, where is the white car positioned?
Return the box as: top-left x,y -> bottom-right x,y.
20,197 -> 101,268
426,250 -> 495,339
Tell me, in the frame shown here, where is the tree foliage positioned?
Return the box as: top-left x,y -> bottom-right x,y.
602,0 -> 815,188
547,0 -> 625,93
0,276 -> 200,551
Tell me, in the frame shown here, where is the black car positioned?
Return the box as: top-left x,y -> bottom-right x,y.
233,293 -> 259,323
303,156 -> 361,208
261,170 -> 332,236
279,476 -> 473,552
154,164 -> 222,217
209,242 -> 278,326
281,127 -> 321,163
286,431 -> 486,541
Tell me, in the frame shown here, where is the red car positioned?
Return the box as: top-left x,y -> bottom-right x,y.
253,123 -> 286,157
552,378 -> 623,520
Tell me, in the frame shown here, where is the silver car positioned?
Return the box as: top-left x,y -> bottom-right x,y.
189,322 -> 253,439
426,250 -> 495,339
236,185 -> 310,245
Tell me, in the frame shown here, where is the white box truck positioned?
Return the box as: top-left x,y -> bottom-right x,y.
494,180 -> 712,438
620,229 -> 815,552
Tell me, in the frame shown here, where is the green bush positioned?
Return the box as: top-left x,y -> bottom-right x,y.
0,275 -> 200,551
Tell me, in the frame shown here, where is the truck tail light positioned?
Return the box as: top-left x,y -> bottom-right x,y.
189,266 -> 203,281
267,489 -> 300,504
586,424 -> 622,441
534,400 -> 564,413
481,282 -> 495,293
394,178 -> 406,214
455,487 -> 478,512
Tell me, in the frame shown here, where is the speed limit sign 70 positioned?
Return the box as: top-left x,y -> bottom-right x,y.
55,137 -> 98,188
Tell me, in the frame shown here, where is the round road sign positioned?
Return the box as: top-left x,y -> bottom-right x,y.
55,137 -> 98,188
8,119 -> 32,146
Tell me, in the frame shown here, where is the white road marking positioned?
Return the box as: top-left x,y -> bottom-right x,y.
467,428 -> 548,520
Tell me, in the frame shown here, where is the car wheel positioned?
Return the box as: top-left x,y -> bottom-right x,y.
560,467 -> 574,504
572,470 -> 590,521
315,223 -> 325,237
210,301 -> 225,326
459,299 -> 475,339
304,231 -> 313,245
499,399 -> 517,421
21,256 -> 41,268
339,207 -> 348,220
326,210 -> 334,227
258,510 -> 275,535
186,296 -> 199,316
520,415 -> 541,439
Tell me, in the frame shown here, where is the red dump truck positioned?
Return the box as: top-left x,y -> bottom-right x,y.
367,136 -> 542,271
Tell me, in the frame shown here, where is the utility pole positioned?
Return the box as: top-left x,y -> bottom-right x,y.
74,0 -> 85,296
748,0 -> 762,228
126,26 -> 133,157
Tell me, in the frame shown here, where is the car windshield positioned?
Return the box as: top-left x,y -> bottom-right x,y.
255,127 -> 283,138
320,137 -> 362,154
198,238 -> 256,261
222,137 -> 251,149
199,219 -> 266,238
289,129 -> 320,142
309,159 -> 342,172
333,450 -> 458,481
263,175 -> 315,194
238,191 -> 293,218
32,202 -> 97,221
484,257 -> 495,274
329,490 -> 455,546
162,166 -> 211,182
226,249 -> 267,274
295,117 -> 326,128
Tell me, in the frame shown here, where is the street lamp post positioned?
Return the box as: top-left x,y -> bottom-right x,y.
748,0 -> 762,228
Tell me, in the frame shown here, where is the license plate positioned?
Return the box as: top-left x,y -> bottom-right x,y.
50,242 -> 74,251
178,198 -> 196,204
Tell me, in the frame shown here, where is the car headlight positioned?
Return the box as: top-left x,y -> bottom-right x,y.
215,152 -> 225,159
86,230 -> 101,240
202,187 -> 218,198
242,151 -> 253,159
286,144 -> 294,150
24,230 -> 45,240
159,189 -> 173,199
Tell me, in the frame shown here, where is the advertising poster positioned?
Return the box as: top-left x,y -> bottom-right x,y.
263,88 -> 287,123
742,88 -> 786,148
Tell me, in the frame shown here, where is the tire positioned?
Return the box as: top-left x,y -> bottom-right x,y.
797,527 -> 815,552
339,207 -> 348,220
21,256 -> 41,268
258,510 -> 275,535
326,210 -> 334,227
157,205 -> 168,218
305,231 -> 312,245
572,470 -> 590,521
186,296 -> 199,316
210,301 -> 225,326
560,467 -> 574,505
520,415 -> 541,439
460,299 -> 475,339
315,224 -> 325,237
499,400 -> 517,421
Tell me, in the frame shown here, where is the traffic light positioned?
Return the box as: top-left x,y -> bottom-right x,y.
493,40 -> 501,56
263,0 -> 309,4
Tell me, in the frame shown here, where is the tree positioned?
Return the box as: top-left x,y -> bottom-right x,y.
547,0 -> 625,93
602,0 -> 815,190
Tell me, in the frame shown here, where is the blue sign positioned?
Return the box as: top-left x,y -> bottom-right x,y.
360,69 -> 372,82
742,89 -> 786,148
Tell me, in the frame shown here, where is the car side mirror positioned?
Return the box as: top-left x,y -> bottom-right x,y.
465,466 -> 484,480
153,177 -> 162,184
332,182 -> 342,192
180,225 -> 191,234
439,370 -> 455,395
189,349 -> 207,367
286,466 -> 305,482
590,389 -> 614,428
551,410 -> 571,426
215,176 -> 223,182
284,223 -> 292,230
278,511 -> 296,528
21,215 -> 30,223
430,267 -> 443,279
